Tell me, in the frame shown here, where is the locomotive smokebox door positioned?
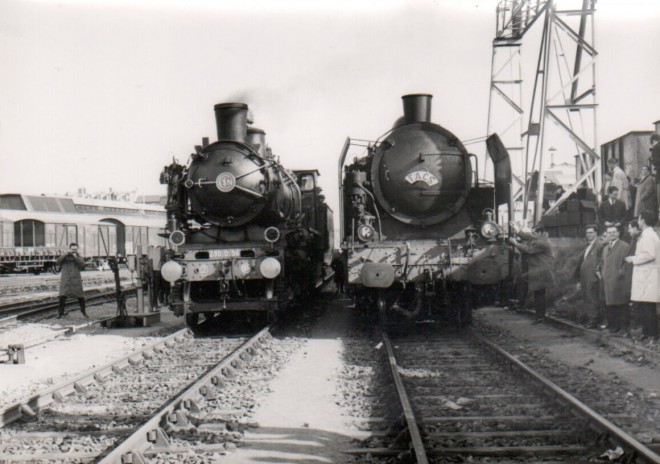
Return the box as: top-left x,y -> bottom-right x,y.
467,258 -> 502,285
370,95 -> 472,225
360,262 -> 395,288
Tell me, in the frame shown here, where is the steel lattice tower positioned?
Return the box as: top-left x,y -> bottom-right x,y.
486,0 -> 599,224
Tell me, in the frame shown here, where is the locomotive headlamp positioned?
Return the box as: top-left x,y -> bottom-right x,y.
161,260 -> 183,283
480,222 -> 500,240
259,257 -> 281,279
169,230 -> 186,247
233,260 -> 252,278
357,224 -> 375,242
264,227 -> 280,243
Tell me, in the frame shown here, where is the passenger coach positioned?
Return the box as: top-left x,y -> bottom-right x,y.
0,193 -> 166,273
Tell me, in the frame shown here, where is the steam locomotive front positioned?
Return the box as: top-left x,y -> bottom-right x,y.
340,94 -> 510,323
157,103 -> 303,325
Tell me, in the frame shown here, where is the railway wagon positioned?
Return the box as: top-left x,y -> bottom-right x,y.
338,94 -> 513,326
155,102 -> 333,331
0,194 -> 166,273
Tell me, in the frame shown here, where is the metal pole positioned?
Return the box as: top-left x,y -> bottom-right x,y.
136,244 -> 144,313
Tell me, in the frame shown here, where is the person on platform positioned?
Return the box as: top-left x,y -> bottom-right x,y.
508,223 -> 555,324
600,225 -> 630,333
634,165 -> 657,217
624,211 -> 660,340
56,243 -> 88,318
607,158 -> 631,210
575,224 -> 605,328
597,186 -> 627,232
330,250 -> 346,296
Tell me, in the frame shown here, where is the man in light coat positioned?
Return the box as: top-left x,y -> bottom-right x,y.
624,210 -> 659,339
607,158 -> 631,210
634,165 -> 657,217
600,224 -> 630,333
56,243 -> 88,318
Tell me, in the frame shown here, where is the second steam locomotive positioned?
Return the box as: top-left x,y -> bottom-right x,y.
156,102 -> 332,330
338,94 -> 512,325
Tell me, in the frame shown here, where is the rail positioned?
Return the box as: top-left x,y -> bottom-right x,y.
98,326 -> 272,463
471,330 -> 660,463
0,286 -> 137,324
0,328 -> 191,428
381,330 -> 429,464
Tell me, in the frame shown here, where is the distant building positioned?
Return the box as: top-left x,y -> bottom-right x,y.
136,195 -> 167,206
65,188 -> 165,205
601,121 -> 659,181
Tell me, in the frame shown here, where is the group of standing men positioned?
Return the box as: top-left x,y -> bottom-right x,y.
598,158 -> 657,230
508,148 -> 660,341
576,155 -> 660,340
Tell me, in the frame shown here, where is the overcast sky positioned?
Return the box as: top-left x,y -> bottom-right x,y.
1,0 -> 659,216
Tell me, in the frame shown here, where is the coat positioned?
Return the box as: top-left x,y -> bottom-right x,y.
597,200 -> 627,230
610,166 -> 631,209
57,253 -> 86,298
514,231 -> 554,292
634,175 -> 657,217
601,239 -> 630,305
575,239 -> 605,285
629,227 -> 660,303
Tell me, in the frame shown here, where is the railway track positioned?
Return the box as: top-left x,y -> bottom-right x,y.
0,326 -> 273,463
350,327 -> 660,463
0,287 -> 137,325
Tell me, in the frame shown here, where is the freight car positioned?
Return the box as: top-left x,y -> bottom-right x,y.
0,194 -> 166,273
338,94 -> 512,326
154,102 -> 333,331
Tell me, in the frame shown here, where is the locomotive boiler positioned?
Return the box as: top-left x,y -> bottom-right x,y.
155,102 -> 332,331
338,94 -> 512,325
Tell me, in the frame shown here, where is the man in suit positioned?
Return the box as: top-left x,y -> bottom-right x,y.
607,158 -> 631,210
597,186 -> 627,233
575,224 -> 605,328
600,224 -> 631,333
634,165 -> 657,217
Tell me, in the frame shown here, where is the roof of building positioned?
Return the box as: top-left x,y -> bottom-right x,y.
601,130 -> 654,146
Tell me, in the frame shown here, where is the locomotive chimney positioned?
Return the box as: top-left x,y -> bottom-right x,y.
246,127 -> 267,156
402,94 -> 433,123
214,102 -> 248,142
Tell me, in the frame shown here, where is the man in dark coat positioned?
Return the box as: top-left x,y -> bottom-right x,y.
634,165 -> 657,217
56,243 -> 88,318
508,223 -> 554,323
597,186 -> 627,232
600,225 -> 630,333
330,250 -> 346,296
575,224 -> 605,328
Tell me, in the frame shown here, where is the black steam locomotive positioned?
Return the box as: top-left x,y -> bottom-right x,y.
338,94 -> 512,325
155,102 -> 333,330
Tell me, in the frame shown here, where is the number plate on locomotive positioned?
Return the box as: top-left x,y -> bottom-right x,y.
209,249 -> 241,258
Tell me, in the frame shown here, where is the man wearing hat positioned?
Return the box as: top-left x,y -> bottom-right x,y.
508,223 -> 555,323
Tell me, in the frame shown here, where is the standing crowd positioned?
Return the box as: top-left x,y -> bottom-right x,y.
580,142 -> 659,341
509,135 -> 660,342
